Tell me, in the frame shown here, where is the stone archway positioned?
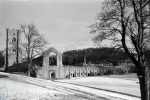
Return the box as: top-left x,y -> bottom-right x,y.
51,72 -> 56,79
73,73 -> 75,77
43,47 -> 62,67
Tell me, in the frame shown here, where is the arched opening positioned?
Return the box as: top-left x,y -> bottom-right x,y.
51,72 -> 56,79
73,73 -> 75,77
90,71 -> 93,76
95,72 -> 97,75
13,49 -> 16,54
12,37 -> 16,43
88,73 -> 90,76
49,52 -> 57,65
71,73 -> 72,76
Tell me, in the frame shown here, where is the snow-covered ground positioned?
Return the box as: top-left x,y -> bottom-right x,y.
0,78 -> 60,100
56,74 -> 140,100
0,72 -> 140,100
0,72 -> 63,100
56,74 -> 140,98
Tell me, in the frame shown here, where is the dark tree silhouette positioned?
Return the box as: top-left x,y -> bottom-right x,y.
90,0 -> 150,99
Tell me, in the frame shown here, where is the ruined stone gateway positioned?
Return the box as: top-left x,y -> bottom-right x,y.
36,47 -> 103,80
36,47 -> 132,80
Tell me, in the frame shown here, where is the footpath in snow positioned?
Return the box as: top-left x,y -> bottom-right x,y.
0,72 -> 140,100
56,74 -> 140,98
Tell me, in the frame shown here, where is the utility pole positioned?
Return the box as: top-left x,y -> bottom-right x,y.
16,30 -> 19,72
5,28 -> 9,72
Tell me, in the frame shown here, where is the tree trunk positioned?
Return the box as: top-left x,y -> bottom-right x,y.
28,65 -> 30,76
145,68 -> 150,100
138,65 -> 150,100
139,76 -> 146,100
145,63 -> 150,100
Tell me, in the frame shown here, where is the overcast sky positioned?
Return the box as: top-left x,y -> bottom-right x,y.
0,0 -> 104,52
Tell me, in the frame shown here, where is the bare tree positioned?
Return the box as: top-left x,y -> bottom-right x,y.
90,0 -> 150,100
20,23 -> 48,76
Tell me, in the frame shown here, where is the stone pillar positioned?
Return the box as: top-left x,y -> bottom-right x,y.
57,53 -> 62,66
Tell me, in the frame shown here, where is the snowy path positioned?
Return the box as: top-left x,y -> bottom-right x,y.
56,76 -> 140,98
56,74 -> 140,100
0,72 -> 140,100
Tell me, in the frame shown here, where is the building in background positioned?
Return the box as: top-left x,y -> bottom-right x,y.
2,29 -> 22,69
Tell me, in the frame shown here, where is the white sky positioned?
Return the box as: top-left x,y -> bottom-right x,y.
0,0 -> 104,52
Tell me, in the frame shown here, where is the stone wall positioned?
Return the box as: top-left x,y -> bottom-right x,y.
36,47 -> 135,80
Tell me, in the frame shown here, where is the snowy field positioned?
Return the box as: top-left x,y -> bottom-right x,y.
0,72 -> 140,100
57,74 -> 140,98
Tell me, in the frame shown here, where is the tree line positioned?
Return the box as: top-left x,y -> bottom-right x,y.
62,47 -> 129,66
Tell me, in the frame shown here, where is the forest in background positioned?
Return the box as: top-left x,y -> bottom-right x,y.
62,47 -> 129,66
1,47 -> 150,68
